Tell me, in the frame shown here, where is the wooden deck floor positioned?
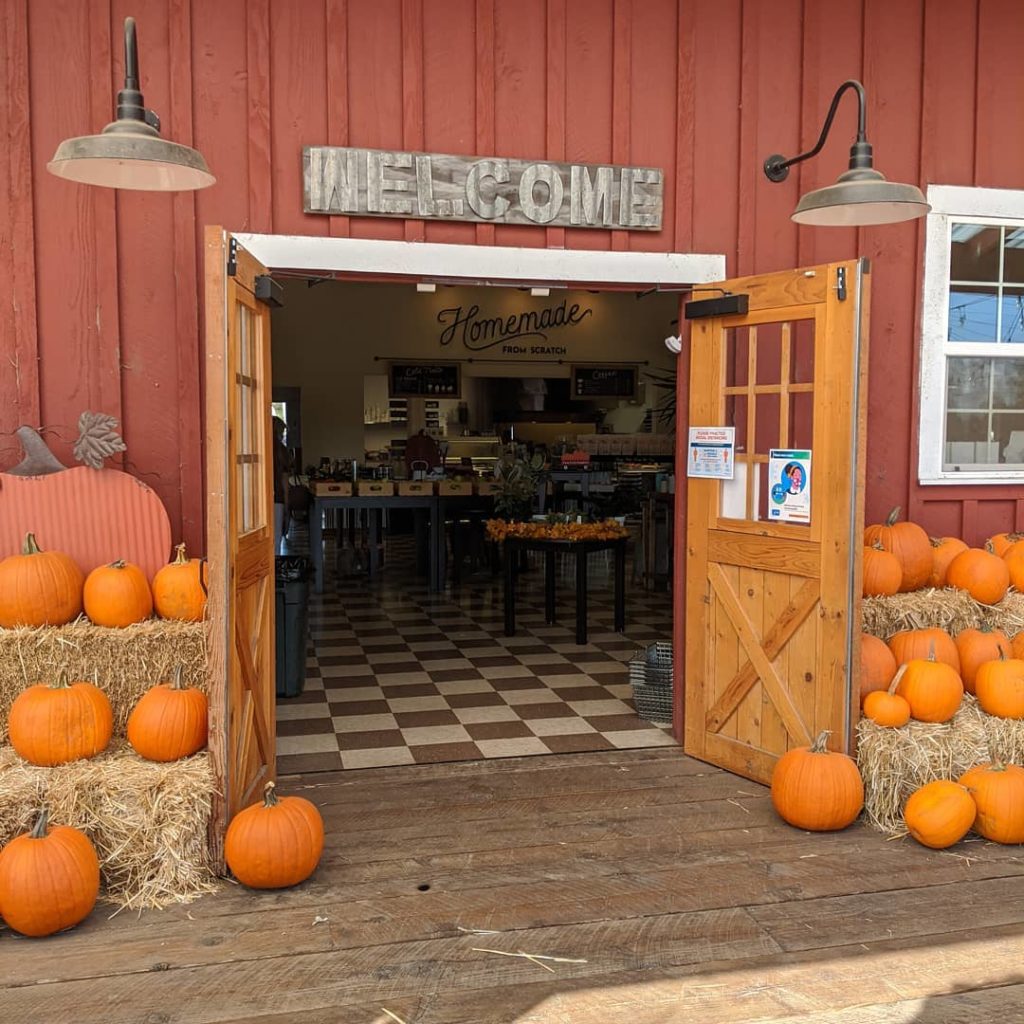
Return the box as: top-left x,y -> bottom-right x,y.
5,747 -> 1024,1023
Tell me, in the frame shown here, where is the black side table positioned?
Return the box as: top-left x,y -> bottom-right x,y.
502,536 -> 627,645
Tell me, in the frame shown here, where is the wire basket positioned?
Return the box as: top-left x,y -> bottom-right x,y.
629,641 -> 673,723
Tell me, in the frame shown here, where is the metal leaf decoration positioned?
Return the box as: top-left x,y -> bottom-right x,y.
72,411 -> 128,469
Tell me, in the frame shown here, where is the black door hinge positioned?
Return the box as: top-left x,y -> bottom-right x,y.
227,237 -> 238,277
836,266 -> 847,302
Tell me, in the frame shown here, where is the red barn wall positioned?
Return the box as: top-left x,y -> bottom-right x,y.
2,0 -> 1023,553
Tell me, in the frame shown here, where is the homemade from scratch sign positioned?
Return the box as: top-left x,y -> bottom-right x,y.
303,146 -> 663,230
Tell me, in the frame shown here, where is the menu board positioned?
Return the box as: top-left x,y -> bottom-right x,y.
571,365 -> 638,400
388,362 -> 461,398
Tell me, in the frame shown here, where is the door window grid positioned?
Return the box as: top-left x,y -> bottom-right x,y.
721,320 -> 814,522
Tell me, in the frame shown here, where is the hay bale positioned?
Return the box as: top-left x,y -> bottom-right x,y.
0,743 -> 217,909
0,619 -> 206,742
863,589 -> 1024,640
857,695 -> 1024,836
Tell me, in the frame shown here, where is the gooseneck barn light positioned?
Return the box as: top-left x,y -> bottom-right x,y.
763,80 -> 928,227
47,17 -> 215,191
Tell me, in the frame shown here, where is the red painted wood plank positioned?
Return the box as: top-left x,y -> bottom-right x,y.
402,0 -> 426,243
673,0 -> 695,255
325,0 -> 351,238
975,0 -> 1024,186
474,0 -> 497,247
246,0 -> 272,232
270,0 -> 328,237
610,0 -> 631,253
0,0 -> 40,447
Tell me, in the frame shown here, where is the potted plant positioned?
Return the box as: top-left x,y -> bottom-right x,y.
492,449 -> 547,522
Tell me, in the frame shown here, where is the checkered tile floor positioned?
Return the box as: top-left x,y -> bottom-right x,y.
276,531 -> 675,774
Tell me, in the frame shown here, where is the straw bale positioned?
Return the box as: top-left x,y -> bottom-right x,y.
0,619 -> 206,742
863,589 -> 1024,641
857,695 -> 1024,836
0,742 -> 217,909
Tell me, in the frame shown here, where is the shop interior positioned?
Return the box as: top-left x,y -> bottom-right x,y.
269,278 -> 682,774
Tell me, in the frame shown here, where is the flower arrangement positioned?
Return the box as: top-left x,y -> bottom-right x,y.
486,519 -> 629,543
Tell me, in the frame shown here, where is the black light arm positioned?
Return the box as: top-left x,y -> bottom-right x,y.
113,18 -> 160,132
764,79 -> 870,183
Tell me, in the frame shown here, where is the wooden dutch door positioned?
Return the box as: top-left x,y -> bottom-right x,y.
205,229 -> 277,851
684,260 -> 870,783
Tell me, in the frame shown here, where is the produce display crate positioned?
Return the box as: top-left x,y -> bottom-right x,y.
438,480 -> 473,496
355,479 -> 395,497
629,641 -> 674,723
397,480 -> 435,496
310,480 -> 353,497
474,480 -> 501,496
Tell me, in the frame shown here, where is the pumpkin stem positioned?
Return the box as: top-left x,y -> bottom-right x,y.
885,506 -> 902,527
21,532 -> 42,556
30,807 -> 50,839
987,737 -> 1007,772
170,665 -> 185,690
927,641 -> 936,663
173,543 -> 188,565
107,559 -> 127,569
52,667 -> 71,690
263,781 -> 279,807
870,540 -> 886,552
888,664 -> 909,695
809,730 -> 831,753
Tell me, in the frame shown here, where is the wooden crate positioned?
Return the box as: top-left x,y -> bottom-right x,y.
438,479 -> 473,496
397,480 -> 435,496
355,480 -> 395,497
311,480 -> 353,497
474,480 -> 500,496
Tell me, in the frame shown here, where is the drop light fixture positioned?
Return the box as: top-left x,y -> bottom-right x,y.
47,17 -> 214,191
763,79 -> 928,227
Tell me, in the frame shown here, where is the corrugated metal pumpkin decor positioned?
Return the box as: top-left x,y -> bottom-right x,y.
0,412 -> 171,581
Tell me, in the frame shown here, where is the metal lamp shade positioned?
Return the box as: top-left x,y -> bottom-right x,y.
48,127 -> 215,191
792,167 -> 929,227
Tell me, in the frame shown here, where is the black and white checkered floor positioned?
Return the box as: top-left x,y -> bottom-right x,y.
276,531 -> 676,774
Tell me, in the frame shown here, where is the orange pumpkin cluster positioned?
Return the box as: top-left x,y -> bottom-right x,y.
0,534 -> 207,630
486,519 -> 629,543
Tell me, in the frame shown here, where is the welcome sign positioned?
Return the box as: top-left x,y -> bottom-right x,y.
303,147 -> 663,230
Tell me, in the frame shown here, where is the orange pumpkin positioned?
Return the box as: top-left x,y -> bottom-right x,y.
770,731 -> 864,831
888,628 -> 960,674
864,507 -> 932,592
975,654 -> 1024,719
0,532 -> 84,628
863,543 -> 901,597
929,535 -> 968,588
959,758 -> 1024,843
955,625 -> 1011,695
860,632 -> 898,700
225,781 -> 325,888
862,674 -> 911,728
1013,632 -> 1024,660
1005,546 -> 1024,593
127,666 -> 209,761
8,674 -> 113,766
895,652 -> 964,723
152,543 -> 208,622
83,559 -> 153,627
946,548 -> 1010,605
903,780 -> 976,849
0,809 -> 99,937
987,532 -> 1024,557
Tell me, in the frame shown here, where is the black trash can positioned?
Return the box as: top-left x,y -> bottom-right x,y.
275,555 -> 310,698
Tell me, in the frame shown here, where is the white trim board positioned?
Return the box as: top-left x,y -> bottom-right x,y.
233,233 -> 726,287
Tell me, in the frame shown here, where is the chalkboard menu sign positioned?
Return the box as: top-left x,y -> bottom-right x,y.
388,362 -> 461,399
571,364 -> 638,400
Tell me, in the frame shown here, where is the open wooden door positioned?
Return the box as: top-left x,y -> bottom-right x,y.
684,260 -> 870,783
205,228 -> 276,859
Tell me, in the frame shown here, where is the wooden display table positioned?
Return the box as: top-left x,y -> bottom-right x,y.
502,536 -> 627,645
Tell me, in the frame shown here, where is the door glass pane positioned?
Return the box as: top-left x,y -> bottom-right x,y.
788,391 -> 814,449
949,285 -> 999,342
755,392 -> 781,454
993,358 -> 1024,409
1004,229 -> 1024,284
1001,287 -> 1024,342
755,322 -> 783,385
947,357 -> 991,409
724,394 -> 748,453
725,326 -> 749,387
790,319 -> 815,384
950,224 -> 1001,281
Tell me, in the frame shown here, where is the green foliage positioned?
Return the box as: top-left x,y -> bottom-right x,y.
492,449 -> 547,521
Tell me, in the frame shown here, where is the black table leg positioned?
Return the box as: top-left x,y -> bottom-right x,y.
575,546 -> 588,645
504,542 -> 517,636
614,540 -> 626,633
414,510 -> 427,576
429,501 -> 443,591
545,550 -> 556,624
368,510 -> 380,577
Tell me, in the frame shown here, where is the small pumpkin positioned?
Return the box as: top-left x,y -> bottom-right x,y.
770,731 -> 864,832
959,756 -> 1024,844
888,628 -> 960,674
1005,546 -> 1024,593
8,673 -> 113,766
895,648 -> 964,723
862,670 -> 911,728
1013,631 -> 1024,661
84,559 -> 153,627
975,653 -> 1024,719
0,532 -> 84,628
0,808 -> 99,937
955,625 -> 1011,695
224,781 -> 325,889
127,665 -> 209,761
986,531 -> 1024,557
152,543 -> 208,622
860,632 -> 898,700
863,543 -> 901,597
929,535 -> 968,588
946,547 -> 1010,605
864,506 -> 932,592
903,780 -> 976,849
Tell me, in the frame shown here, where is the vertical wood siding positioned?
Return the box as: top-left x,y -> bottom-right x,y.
2,0 -> 1023,550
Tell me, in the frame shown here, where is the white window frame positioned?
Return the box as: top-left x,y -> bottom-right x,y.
919,184 -> 1024,485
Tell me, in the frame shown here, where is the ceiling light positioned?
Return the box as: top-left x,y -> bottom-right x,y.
416,283 -> 437,293
47,17 -> 214,191
530,287 -> 550,297
763,80 -> 929,227
664,335 -> 682,354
